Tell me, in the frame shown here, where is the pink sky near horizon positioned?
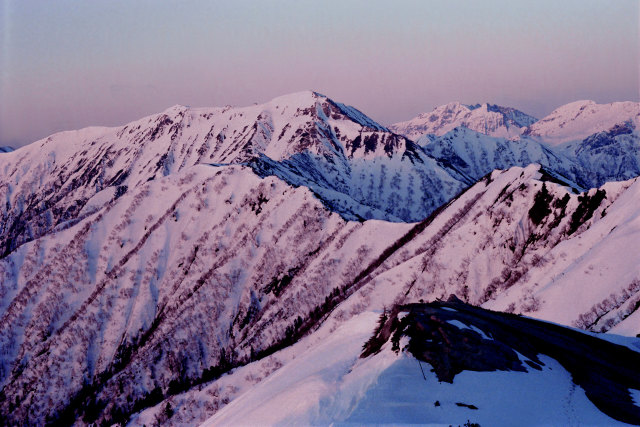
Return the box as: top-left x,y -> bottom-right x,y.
1,0 -> 638,147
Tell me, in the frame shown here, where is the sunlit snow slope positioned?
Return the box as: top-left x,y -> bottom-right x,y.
205,300 -> 640,426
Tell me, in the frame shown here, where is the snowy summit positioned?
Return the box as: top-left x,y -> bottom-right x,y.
390,102 -> 538,140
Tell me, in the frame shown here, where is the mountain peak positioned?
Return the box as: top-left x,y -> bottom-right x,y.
162,104 -> 190,113
524,100 -> 640,145
391,102 -> 536,140
558,99 -> 596,109
266,90 -> 325,109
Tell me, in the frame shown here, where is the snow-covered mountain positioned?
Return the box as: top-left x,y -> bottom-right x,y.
2,94 -> 636,265
391,99 -> 639,145
1,92 -> 640,425
416,126 -> 585,189
2,157 -> 639,425
523,100 -> 640,145
0,147 -> 13,153
0,162 -> 413,425
412,105 -> 640,190
390,102 -> 538,140
0,91 -> 470,264
390,100 -> 639,190
558,119 -> 640,185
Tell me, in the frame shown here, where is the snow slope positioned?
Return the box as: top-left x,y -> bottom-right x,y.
392,99 -> 639,190
342,164 -> 640,335
524,100 -> 640,145
558,120 -> 640,185
0,162 -> 413,425
203,312 -> 381,426
417,120 -> 640,190
390,102 -> 537,140
1,94 -> 637,265
205,301 -> 640,426
2,151 -> 640,424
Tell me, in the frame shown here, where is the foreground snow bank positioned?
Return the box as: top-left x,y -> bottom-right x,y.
204,302 -> 638,426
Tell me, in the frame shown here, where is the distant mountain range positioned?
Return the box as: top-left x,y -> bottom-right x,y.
390,99 -> 639,143
394,99 -> 640,192
0,92 -> 639,426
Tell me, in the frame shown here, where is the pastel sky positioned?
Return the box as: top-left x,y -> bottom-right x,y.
1,0 -> 638,147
